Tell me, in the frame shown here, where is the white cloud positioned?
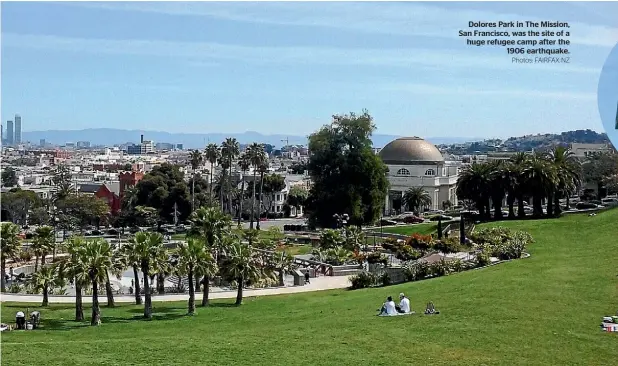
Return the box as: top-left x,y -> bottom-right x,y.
74,2 -> 618,48
1,33 -> 600,75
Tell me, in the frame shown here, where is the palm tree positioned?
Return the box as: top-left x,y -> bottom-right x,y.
237,153 -> 251,225
189,206 -> 232,306
104,244 -> 125,308
81,238 -> 115,326
217,157 -> 230,212
520,153 -> 558,217
246,143 -> 265,229
487,160 -> 507,219
272,251 -> 294,287
548,146 -> 581,216
509,152 -> 530,218
189,149 -> 203,213
177,238 -> 217,314
402,187 -> 432,214
256,162 -> 269,230
122,238 -> 143,305
221,138 -> 240,216
33,226 -> 55,270
223,238 -> 261,305
30,264 -> 61,307
132,231 -> 165,319
1,222 -> 21,292
204,143 -> 220,205
63,236 -> 89,321
456,163 -> 492,219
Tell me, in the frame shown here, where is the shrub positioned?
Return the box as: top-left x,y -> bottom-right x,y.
394,245 -> 423,262
476,248 -> 492,267
8,283 -> 22,293
433,236 -> 463,254
381,237 -> 398,251
406,233 -> 434,251
430,258 -> 452,277
366,252 -> 389,265
18,249 -> 33,263
350,271 -> 378,289
378,271 -> 391,286
403,261 -> 430,282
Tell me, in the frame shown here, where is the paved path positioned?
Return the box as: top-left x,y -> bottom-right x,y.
0,276 -> 352,304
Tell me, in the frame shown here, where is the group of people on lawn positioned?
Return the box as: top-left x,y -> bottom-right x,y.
379,293 -> 412,316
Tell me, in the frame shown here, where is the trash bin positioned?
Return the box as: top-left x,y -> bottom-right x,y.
15,312 -> 25,330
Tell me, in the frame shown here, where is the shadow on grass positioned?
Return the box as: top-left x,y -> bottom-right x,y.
205,303 -> 239,308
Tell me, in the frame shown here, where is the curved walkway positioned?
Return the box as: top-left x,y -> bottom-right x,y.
0,275 -> 352,304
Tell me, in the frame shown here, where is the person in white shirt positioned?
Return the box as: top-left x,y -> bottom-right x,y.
397,293 -> 411,314
379,296 -> 398,316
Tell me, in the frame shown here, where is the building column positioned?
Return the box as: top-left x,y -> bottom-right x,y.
384,192 -> 390,215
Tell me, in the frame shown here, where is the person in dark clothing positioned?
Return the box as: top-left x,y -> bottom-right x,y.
304,271 -> 310,284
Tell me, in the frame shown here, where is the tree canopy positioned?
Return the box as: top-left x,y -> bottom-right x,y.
2,167 -> 18,187
305,110 -> 389,228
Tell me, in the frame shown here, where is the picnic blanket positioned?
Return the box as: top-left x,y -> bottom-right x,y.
377,311 -> 416,317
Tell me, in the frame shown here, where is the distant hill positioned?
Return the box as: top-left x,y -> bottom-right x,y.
21,128 -> 481,148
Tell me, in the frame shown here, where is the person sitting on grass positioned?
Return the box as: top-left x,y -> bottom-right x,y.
396,293 -> 411,314
378,296 -> 397,316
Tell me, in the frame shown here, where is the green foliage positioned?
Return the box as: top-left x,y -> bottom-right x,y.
366,251 -> 389,265
1,188 -> 43,225
393,245 -> 423,262
432,236 -> 464,254
349,271 -> 378,289
402,187 -> 432,213
305,110 -> 389,228
1,166 -> 18,187
318,229 -> 345,249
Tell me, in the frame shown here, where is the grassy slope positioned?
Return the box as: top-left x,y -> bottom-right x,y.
381,222 -> 437,236
2,210 -> 618,366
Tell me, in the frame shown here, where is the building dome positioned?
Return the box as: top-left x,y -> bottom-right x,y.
378,137 -> 444,165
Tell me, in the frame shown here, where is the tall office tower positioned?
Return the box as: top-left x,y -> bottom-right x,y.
615,101 -> 618,129
6,120 -> 14,145
14,114 -> 22,144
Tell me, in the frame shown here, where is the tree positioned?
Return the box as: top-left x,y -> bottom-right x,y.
256,162 -> 269,230
221,138 -> 240,216
81,238 -> 115,326
188,206 -> 232,306
246,143 -> 265,229
134,163 -> 191,226
548,146 -> 581,215
30,264 -> 62,307
189,149 -> 203,212
0,222 -> 21,292
1,166 -> 18,187
132,232 -> 165,319
56,194 -> 110,233
32,226 -> 55,269
63,236 -> 90,321
456,163 -> 492,219
402,187 -> 432,213
176,238 -> 217,315
222,238 -> 262,306
121,238 -> 143,305
135,206 -> 159,227
1,188 -> 42,225
237,153 -> 251,225
272,251 -> 294,287
582,152 -> 618,199
204,143 -> 221,205
306,111 -> 389,228
51,164 -> 74,201
287,186 -> 308,217
521,153 -> 557,217
260,173 -> 286,219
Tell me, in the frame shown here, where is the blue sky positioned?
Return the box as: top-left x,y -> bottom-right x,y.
2,1 -> 618,138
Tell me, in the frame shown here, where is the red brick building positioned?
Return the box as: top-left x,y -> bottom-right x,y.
119,171 -> 144,198
95,185 -> 121,215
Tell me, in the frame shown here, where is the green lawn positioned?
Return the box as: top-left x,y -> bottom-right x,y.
2,210 -> 618,365
381,222 -> 437,236
277,244 -> 313,256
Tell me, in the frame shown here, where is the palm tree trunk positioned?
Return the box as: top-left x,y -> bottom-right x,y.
209,163 -> 214,206
142,263 -> 152,319
278,270 -> 285,287
546,191 -> 554,216
566,195 -> 570,209
238,178 -> 245,225
105,273 -> 115,307
220,169 -> 226,212
492,196 -> 503,219
250,171 -> 257,229
188,266 -> 195,315
507,194 -> 516,218
257,172 -> 265,230
91,280 -> 101,326
0,259 -> 6,293
192,172 -> 196,212
75,283 -> 84,321
517,194 -> 526,218
42,285 -> 49,307
228,154 -> 233,215
533,195 -> 543,217
201,275 -> 210,306
194,272 -> 200,292
235,276 -> 244,305
133,266 -> 142,305
157,273 -> 165,295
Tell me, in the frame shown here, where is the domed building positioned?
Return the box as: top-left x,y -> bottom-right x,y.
378,137 -> 459,214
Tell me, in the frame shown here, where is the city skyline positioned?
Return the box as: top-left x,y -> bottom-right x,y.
2,2 -> 618,139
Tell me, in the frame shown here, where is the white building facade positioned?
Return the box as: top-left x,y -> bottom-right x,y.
379,137 -> 459,214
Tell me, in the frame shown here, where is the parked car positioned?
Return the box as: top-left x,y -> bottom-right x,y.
403,215 -> 424,224
380,219 -> 398,226
429,215 -> 453,221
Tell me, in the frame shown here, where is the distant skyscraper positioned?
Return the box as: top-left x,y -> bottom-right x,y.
615,101 -> 618,129
14,114 -> 22,144
40,139 -> 46,147
6,120 -> 14,145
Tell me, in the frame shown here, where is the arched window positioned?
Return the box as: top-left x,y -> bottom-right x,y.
425,169 -> 435,176
396,168 -> 410,176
